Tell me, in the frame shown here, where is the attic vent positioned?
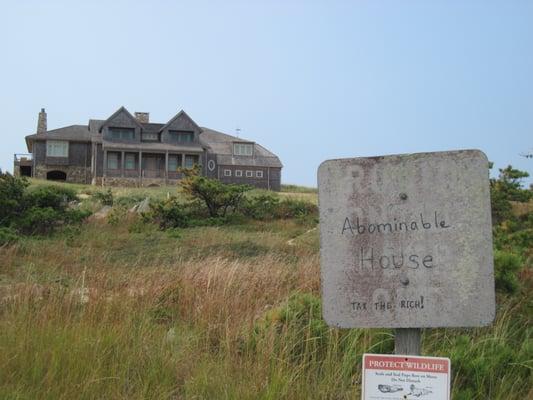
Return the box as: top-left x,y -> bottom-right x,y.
134,112 -> 149,123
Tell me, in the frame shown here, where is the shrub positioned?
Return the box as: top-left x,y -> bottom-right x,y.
494,250 -> 522,294
275,198 -> 318,219
18,207 -> 61,234
241,194 -> 280,220
0,226 -> 20,246
181,172 -> 251,217
241,194 -> 318,221
92,189 -> 114,206
26,185 -> 77,210
0,172 -> 29,226
146,198 -> 191,229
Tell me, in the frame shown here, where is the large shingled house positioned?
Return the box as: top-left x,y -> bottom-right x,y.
14,107 -> 282,190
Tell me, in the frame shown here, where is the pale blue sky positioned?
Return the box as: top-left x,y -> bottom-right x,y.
1,0 -> 532,186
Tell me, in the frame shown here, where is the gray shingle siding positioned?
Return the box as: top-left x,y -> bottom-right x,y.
22,107 -> 282,189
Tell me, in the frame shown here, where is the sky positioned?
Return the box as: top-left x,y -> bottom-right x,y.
1,0 -> 532,187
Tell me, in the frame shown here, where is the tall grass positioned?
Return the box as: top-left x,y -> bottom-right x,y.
0,181 -> 531,399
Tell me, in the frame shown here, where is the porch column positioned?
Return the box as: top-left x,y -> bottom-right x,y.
121,151 -> 125,177
165,151 -> 169,184
103,149 -> 108,179
181,153 -> 186,168
138,151 -> 142,186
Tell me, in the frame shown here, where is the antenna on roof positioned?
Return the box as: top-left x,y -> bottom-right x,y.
235,127 -> 241,137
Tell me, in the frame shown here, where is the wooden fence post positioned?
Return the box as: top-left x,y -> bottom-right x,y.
394,328 -> 421,355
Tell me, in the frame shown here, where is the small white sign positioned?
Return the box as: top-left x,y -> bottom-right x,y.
362,354 -> 450,400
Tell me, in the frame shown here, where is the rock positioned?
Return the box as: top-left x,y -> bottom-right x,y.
128,204 -> 139,213
137,197 -> 150,214
92,205 -> 112,220
68,200 -> 80,209
78,193 -> 90,200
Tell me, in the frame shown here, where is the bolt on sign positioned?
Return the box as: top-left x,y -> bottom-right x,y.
362,354 -> 450,400
318,150 -> 495,328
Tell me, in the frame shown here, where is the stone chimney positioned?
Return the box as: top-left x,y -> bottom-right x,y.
37,108 -> 47,133
134,112 -> 149,123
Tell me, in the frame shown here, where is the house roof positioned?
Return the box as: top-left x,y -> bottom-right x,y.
24,111 -> 282,168
25,125 -> 92,151
200,128 -> 283,168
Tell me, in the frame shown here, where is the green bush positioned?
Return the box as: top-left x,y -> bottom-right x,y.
241,194 -> 317,221
92,189 -> 114,206
0,172 -> 89,238
18,207 -> 61,234
275,198 -> 318,219
494,250 -> 522,294
241,194 -> 280,220
26,185 -> 77,210
0,172 -> 29,226
0,226 -> 20,246
145,198 -> 191,229
181,172 -> 251,217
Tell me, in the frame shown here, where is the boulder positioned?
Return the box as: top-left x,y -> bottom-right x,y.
137,197 -> 150,214
92,205 -> 112,220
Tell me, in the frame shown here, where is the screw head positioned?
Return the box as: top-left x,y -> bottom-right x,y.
399,193 -> 408,200
400,276 -> 409,286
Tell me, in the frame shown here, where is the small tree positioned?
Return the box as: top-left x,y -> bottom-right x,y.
180,168 -> 251,217
489,165 -> 532,225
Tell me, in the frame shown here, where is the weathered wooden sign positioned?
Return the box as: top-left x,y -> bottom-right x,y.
318,150 -> 495,328
362,354 -> 451,400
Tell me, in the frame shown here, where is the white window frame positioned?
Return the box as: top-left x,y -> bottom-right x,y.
46,140 -> 69,157
233,143 -> 254,156
256,170 -> 263,178
246,170 -> 253,178
235,170 -> 243,177
224,169 -> 232,177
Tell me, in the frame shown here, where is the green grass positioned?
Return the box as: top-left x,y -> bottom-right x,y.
0,180 -> 531,399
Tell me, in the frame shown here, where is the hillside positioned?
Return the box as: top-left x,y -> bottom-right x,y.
0,177 -> 531,399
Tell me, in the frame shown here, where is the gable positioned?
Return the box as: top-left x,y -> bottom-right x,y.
99,106 -> 144,132
160,110 -> 202,133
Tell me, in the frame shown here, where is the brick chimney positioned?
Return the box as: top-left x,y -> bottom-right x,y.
134,112 -> 149,123
37,108 -> 47,133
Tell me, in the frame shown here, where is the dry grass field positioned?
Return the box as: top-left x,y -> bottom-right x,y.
0,180 -> 531,399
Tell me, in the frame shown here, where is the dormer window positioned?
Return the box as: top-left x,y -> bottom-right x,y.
169,130 -> 194,143
109,127 -> 135,140
233,143 -> 253,156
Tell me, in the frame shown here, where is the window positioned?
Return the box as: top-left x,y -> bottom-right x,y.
142,133 -> 158,141
107,152 -> 119,169
246,170 -> 253,177
235,170 -> 242,177
224,169 -> 231,177
184,154 -> 199,168
125,153 -> 136,170
46,140 -> 68,157
109,127 -> 135,140
233,143 -> 253,156
168,155 -> 182,171
169,130 -> 194,143
256,170 -> 263,178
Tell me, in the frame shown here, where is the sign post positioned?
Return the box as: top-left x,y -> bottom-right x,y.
317,150 -> 495,398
